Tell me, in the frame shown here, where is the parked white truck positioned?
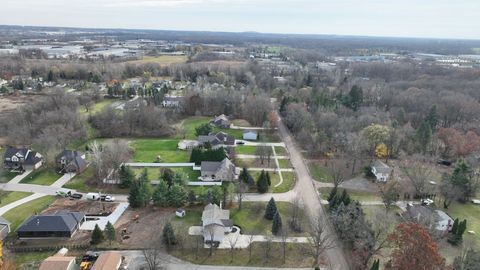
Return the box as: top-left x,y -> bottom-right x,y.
86,193 -> 101,201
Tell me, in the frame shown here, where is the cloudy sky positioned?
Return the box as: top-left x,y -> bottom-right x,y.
1,0 -> 479,39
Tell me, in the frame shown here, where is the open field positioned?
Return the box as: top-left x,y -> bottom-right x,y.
3,196 -> 56,232
130,139 -> 189,163
80,98 -> 116,115
0,191 -> 32,208
230,202 -> 308,236
127,55 -> 188,65
20,168 -> 59,186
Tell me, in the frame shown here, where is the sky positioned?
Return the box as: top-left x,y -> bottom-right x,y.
0,0 -> 479,39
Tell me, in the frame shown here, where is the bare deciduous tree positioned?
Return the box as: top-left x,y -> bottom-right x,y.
401,161 -> 432,198
304,217 -> 335,267
226,233 -> 239,262
235,181 -> 248,210
379,180 -> 400,213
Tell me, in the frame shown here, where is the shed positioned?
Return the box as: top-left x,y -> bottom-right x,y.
243,130 -> 258,141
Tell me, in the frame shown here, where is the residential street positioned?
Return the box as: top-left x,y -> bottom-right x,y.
277,116 -> 351,270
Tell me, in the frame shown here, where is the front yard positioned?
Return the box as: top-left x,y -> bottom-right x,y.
235,145 -> 257,155
19,168 -> 59,186
3,196 -> 56,233
308,162 -> 331,182
62,167 -> 93,192
318,187 -> 382,202
0,170 -> 18,183
0,191 -> 33,208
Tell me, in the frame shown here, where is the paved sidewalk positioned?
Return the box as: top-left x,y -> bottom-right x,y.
7,169 -> 33,184
0,193 -> 47,216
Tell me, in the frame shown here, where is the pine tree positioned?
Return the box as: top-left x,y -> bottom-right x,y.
161,168 -> 174,187
265,197 -> 278,220
119,165 -> 134,189
266,172 -> 271,186
168,184 -> 187,207
104,221 -> 116,245
272,211 -> 282,235
415,121 -> 432,154
188,190 -> 196,205
128,171 -> 151,208
451,218 -> 459,235
163,222 -> 177,248
91,224 -> 104,245
239,167 -> 254,186
425,105 -> 438,130
257,170 -> 269,193
152,181 -> 169,207
370,259 -> 380,270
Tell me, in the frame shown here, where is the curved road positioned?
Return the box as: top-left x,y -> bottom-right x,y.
278,117 -> 351,270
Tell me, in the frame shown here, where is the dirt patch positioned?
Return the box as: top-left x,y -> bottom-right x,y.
114,206 -> 175,249
43,198 -> 118,216
232,119 -> 251,127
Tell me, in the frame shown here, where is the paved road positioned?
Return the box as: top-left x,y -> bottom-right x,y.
243,190 -> 295,202
277,116 -> 350,270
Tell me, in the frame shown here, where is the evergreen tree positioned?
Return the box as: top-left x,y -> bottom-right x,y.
266,172 -> 271,186
163,222 -> 177,248
168,184 -> 188,207
91,224 -> 104,245
195,123 -> 212,136
370,259 -> 380,270
104,221 -> 116,245
188,190 -> 196,205
347,85 -> 363,111
161,168 -> 175,187
264,197 -> 278,220
451,218 -> 459,235
425,105 -> 438,130
415,120 -> 432,154
272,211 -> 282,235
257,170 -> 269,193
128,170 -> 151,208
152,181 -> 169,207
119,165 -> 134,189
239,167 -> 254,186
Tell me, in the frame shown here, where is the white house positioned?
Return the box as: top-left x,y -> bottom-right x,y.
371,160 -> 392,182
243,130 -> 258,141
202,203 -> 233,243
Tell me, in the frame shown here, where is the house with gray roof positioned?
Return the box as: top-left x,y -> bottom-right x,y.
197,132 -> 235,149
406,204 -> 453,233
202,203 -> 233,243
17,211 -> 85,238
200,158 -> 237,182
371,159 -> 392,182
3,146 -> 43,172
209,114 -> 231,128
56,150 -> 87,174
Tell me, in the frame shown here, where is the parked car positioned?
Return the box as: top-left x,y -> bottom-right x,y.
56,188 -> 75,197
236,141 -> 245,145
101,195 -> 115,202
421,198 -> 434,206
71,193 -> 83,199
437,159 -> 452,166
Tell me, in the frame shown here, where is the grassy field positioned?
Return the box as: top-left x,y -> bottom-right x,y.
274,146 -> 288,155
0,191 -> 32,208
3,196 -> 56,232
80,99 -> 116,115
308,162 -> 331,182
235,145 -> 257,155
132,167 -> 200,182
234,158 -> 276,169
14,251 -> 55,269
319,187 -> 381,202
278,159 -> 292,168
171,241 -> 314,268
127,55 -> 187,65
62,167 -> 93,192
442,202 -> 480,249
19,168 -> 59,186
130,139 -> 189,163
273,172 -> 295,193
230,202 -> 307,236
0,170 -> 17,183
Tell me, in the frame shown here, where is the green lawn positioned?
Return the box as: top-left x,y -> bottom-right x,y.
63,167 -> 93,192
272,172 -> 296,193
0,170 -> 17,183
171,206 -> 203,227
230,202 -> 307,236
132,167 -> 200,182
234,158 -> 276,169
20,168 -> 60,186
308,162 -> 331,182
319,187 -> 381,202
130,139 -> 189,163
442,202 -> 480,249
176,117 -> 210,139
278,159 -> 292,168
0,191 -> 32,208
235,146 -> 257,155
80,99 -> 116,115
3,196 -> 56,232
274,146 -> 288,155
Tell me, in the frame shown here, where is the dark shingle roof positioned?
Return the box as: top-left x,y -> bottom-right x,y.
17,211 -> 85,233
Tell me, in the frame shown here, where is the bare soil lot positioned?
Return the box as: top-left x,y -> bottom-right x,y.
43,198 -> 118,216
